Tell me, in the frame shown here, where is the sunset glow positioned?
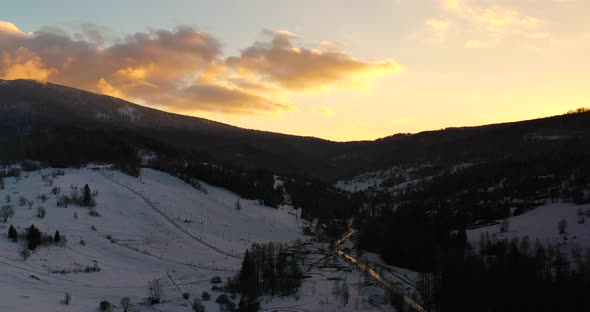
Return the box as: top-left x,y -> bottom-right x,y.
2,0 -> 589,141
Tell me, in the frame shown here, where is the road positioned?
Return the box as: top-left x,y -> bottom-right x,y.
335,229 -> 427,312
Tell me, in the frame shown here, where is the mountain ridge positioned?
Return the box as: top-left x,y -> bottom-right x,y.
1,78 -> 590,181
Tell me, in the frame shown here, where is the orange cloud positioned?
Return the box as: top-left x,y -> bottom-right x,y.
226,30 -> 403,91
0,21 -> 23,36
425,19 -> 452,32
312,107 -> 334,116
1,47 -> 55,81
425,19 -> 453,41
465,40 -> 483,48
0,22 -> 401,115
442,0 -> 540,31
96,78 -> 124,98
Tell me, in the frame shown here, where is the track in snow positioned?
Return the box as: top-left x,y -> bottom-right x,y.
101,171 -> 242,259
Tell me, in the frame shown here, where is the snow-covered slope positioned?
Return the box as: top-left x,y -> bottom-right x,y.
0,167 -> 303,311
467,202 -> 590,253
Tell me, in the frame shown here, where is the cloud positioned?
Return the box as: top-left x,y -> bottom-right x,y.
96,78 -> 124,98
435,0 -> 555,48
312,107 -> 334,116
425,19 -> 452,32
529,32 -> 552,39
0,21 -> 23,36
0,22 -> 401,115
464,40 -> 483,48
319,40 -> 341,50
1,47 -> 56,81
76,23 -> 109,46
425,19 -> 453,41
391,116 -> 414,123
171,84 -> 295,115
442,0 -> 540,31
226,30 -> 403,91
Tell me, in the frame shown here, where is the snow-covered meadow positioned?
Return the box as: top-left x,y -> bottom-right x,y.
467,202 -> 590,254
0,167 -> 303,311
0,166 -> 393,311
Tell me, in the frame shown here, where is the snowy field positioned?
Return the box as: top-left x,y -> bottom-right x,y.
467,202 -> 590,254
0,167 -> 392,311
267,241 -> 397,312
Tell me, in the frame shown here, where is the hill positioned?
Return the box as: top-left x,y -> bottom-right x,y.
2,79 -> 590,183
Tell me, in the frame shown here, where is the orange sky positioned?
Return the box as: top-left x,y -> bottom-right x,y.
1,0 -> 589,141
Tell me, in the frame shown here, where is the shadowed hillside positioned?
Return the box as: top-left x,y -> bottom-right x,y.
1,79 -> 590,181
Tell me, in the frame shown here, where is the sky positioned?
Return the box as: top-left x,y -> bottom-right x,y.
1,0 -> 589,141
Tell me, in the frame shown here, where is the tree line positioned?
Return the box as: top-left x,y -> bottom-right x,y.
418,235 -> 590,311
235,242 -> 303,311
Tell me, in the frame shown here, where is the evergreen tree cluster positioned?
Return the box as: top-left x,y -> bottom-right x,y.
357,146 -> 590,271
149,157 -> 364,220
237,242 -> 302,310
284,178 -> 364,221
424,236 -> 590,312
6,224 -> 65,250
57,184 -> 97,208
150,159 -> 284,208
357,202 -> 467,271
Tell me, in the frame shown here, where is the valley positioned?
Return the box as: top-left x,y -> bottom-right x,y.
0,166 -> 397,311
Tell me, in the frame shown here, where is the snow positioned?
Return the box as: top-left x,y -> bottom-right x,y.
264,240 -> 397,312
530,135 -> 571,141
0,167 -> 301,311
467,202 -> 590,254
339,238 -> 419,299
0,167 -> 392,311
94,112 -> 110,121
117,105 -> 141,122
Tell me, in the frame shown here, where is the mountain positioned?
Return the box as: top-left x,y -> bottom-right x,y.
1,79 -> 590,182
0,79 -> 370,179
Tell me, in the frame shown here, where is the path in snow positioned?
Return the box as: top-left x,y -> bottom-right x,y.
101,171 -> 242,259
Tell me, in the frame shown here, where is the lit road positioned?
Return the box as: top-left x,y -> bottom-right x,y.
335,229 -> 427,312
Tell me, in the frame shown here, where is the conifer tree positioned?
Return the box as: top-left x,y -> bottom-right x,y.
8,224 -> 17,242
54,230 -> 61,243
27,225 -> 41,250
82,184 -> 92,207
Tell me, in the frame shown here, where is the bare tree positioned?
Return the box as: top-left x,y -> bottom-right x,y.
192,298 -> 206,312
558,219 -> 568,235
37,206 -> 47,219
27,200 -> 34,209
120,297 -> 131,312
18,196 -> 27,207
341,282 -> 350,305
147,279 -> 163,304
20,249 -> 31,261
0,177 -> 4,189
62,293 -> 71,305
1,205 -> 15,222
331,280 -> 341,300
99,301 -> 111,311
500,218 -> 510,233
